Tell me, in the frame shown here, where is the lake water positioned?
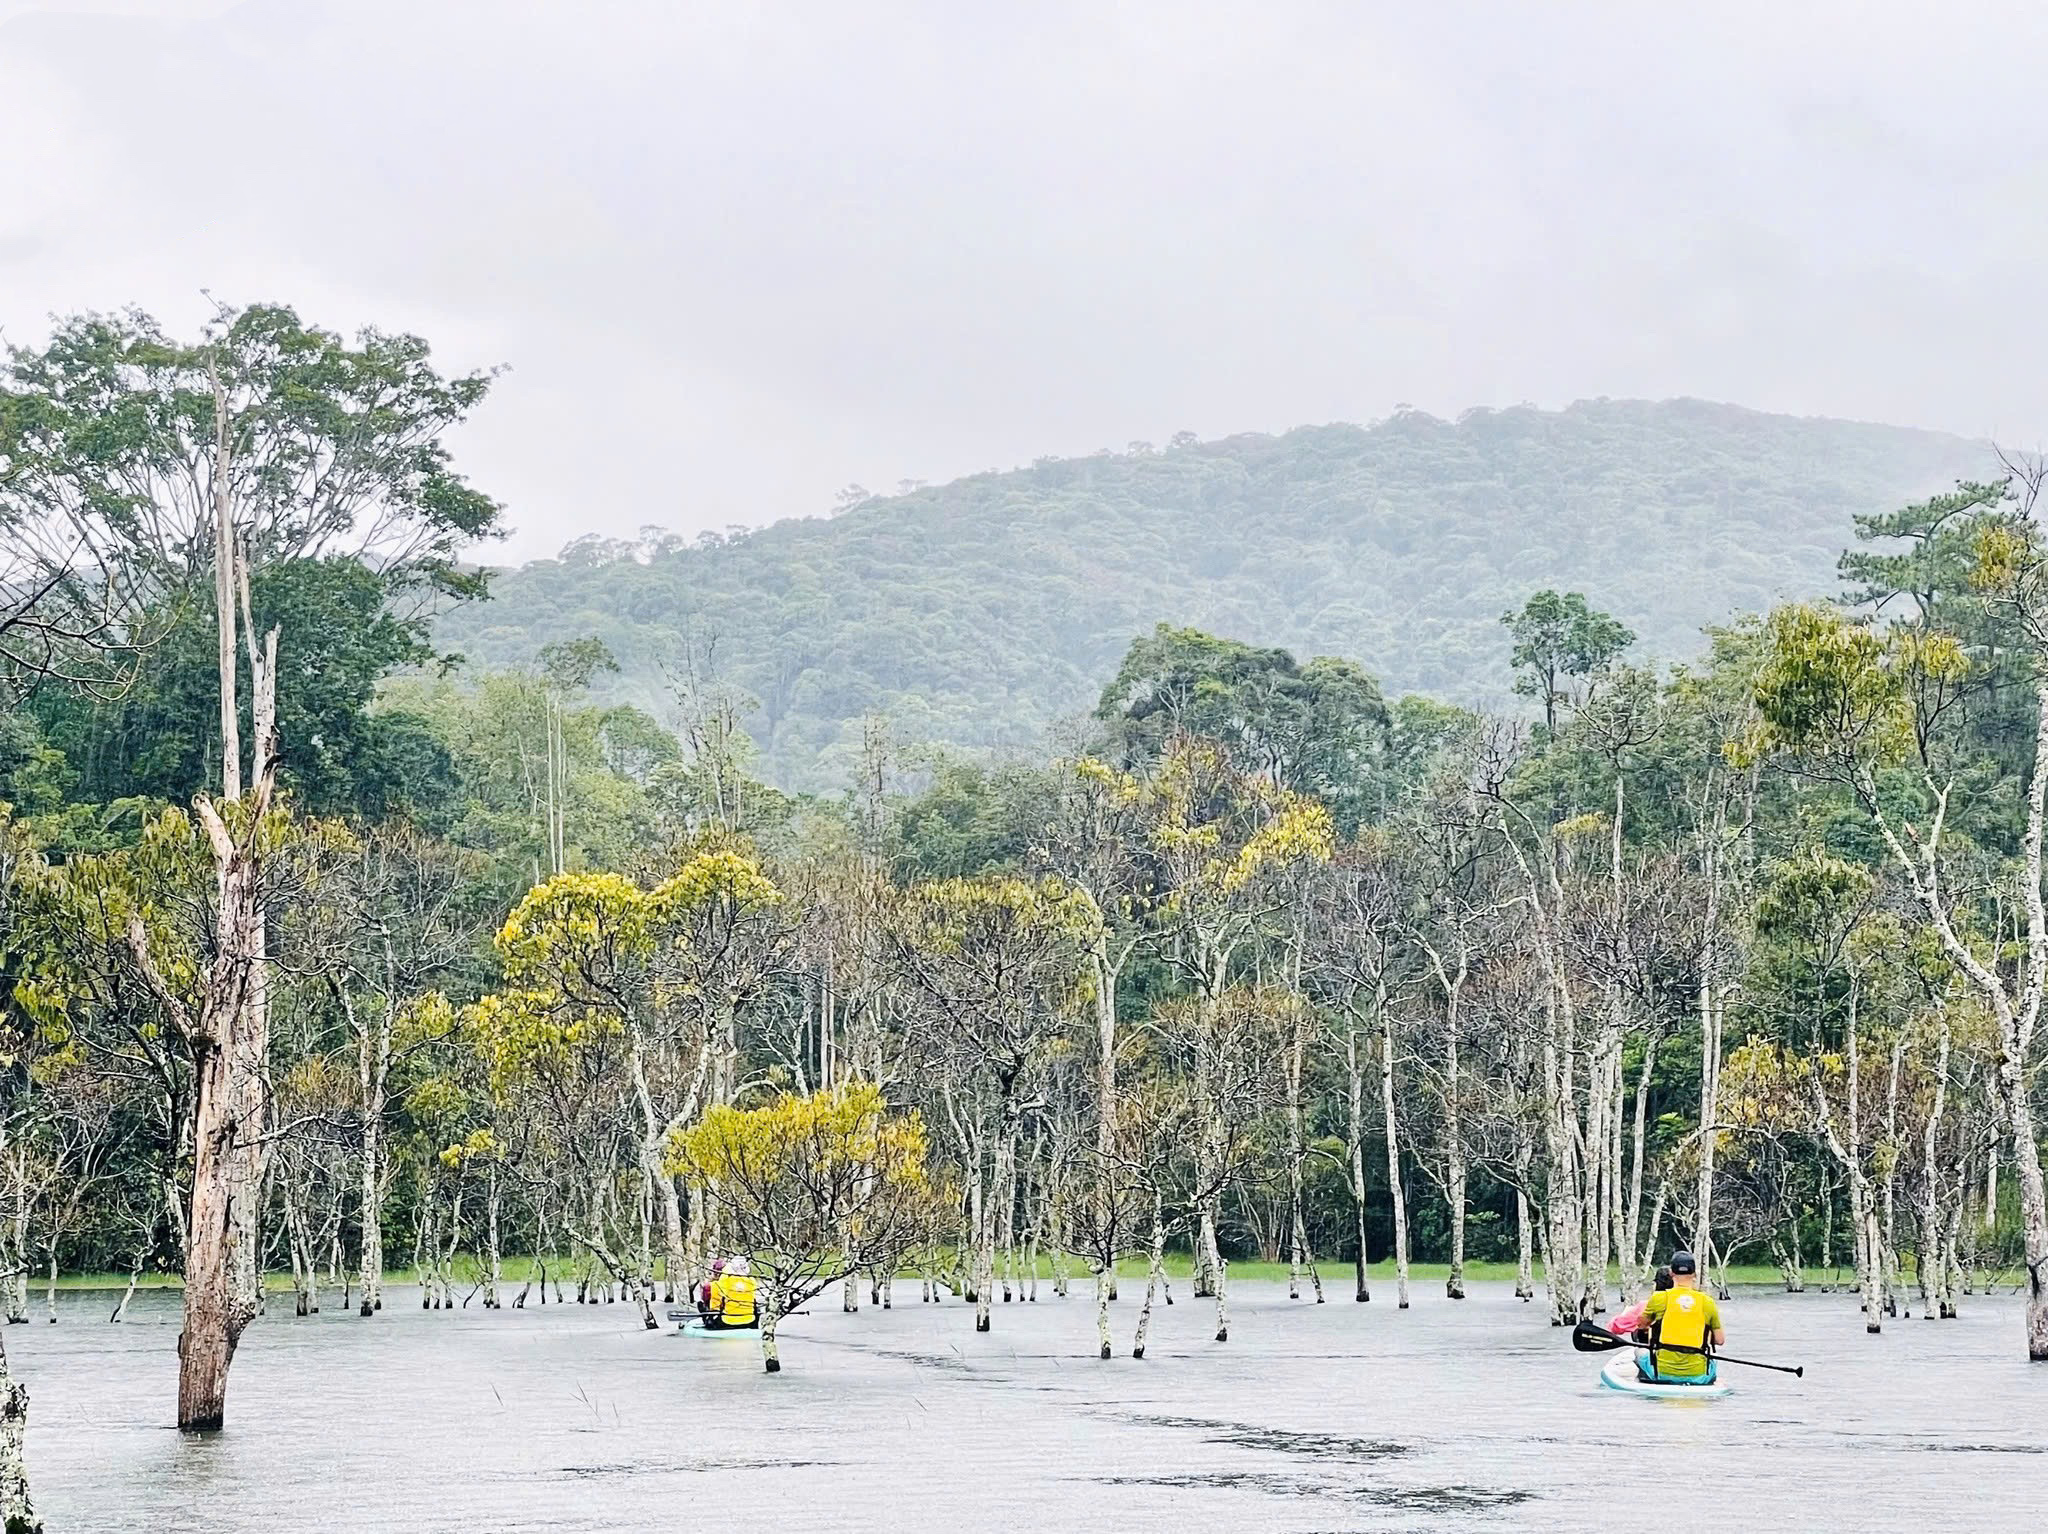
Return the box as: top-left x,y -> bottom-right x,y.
16,1278 -> 2045,1532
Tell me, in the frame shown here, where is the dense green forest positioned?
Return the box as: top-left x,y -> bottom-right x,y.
442,400 -> 1991,788
3,302 -> 2046,1524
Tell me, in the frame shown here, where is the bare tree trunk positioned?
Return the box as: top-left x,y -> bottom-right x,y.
1,1177 -> 23,1325
1508,830 -> 1587,1326
998,1129 -> 1018,1305
1777,1213 -> 1805,1293
110,1242 -> 145,1323
1882,1033 -> 1906,1316
1940,1179 -> 1966,1319
1093,1261 -> 1112,1359
1694,816 -> 1723,1269
1821,1175 -> 1836,1289
1443,1026 -> 1467,1301
1195,1204 -> 1222,1300
1514,1131 -> 1536,1301
210,364 -> 241,805
281,1181 -> 312,1317
1132,1188 -> 1167,1359
1820,989 -> 1883,1336
974,1112 -> 1011,1333
1346,1030 -> 1370,1302
2002,1052 -> 2048,1357
358,1068 -> 384,1316
1281,1008 -> 1323,1304
1049,1203 -> 1069,1299
1580,1037 -> 1613,1318
1621,1036 -> 1657,1298
1381,1022 -> 1410,1309
177,1027 -> 246,1432
1092,936 -> 1120,1305
0,1332 -> 40,1534
1023,1188 -> 1041,1303
1919,1016 -> 1950,1319
1854,1184 -> 1883,1334
482,1165 -> 502,1310
759,1292 -> 783,1374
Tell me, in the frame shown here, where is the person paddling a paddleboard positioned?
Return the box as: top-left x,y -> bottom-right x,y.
701,1256 -> 760,1332
1637,1250 -> 1723,1385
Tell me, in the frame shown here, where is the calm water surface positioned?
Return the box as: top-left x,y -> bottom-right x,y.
16,1278 -> 2044,1532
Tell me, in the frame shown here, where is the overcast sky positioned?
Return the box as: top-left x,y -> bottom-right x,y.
4,1 -> 2046,562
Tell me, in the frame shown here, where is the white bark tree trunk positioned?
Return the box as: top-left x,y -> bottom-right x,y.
1381,1021 -> 1410,1309
482,1165 -> 502,1310
1514,1128 -> 1536,1301
1621,1037 -> 1657,1298
1345,1029 -> 1370,1302
1283,1008 -> 1322,1302
110,1243 -> 144,1323
1694,811 -> 1724,1269
1093,1261 -> 1112,1359
358,1027 -> 385,1316
759,1294 -> 783,1373
1132,1188 -> 1168,1359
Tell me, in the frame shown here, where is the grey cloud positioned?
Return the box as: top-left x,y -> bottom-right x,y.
3,0 -> 2045,560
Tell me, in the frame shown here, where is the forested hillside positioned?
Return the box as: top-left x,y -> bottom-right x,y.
444,400 -> 1990,788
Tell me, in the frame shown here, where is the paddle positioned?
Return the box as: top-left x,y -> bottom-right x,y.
1572,1319 -> 1804,1378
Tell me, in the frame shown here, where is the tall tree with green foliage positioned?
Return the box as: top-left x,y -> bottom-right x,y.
2,301 -> 503,1431
1502,590 -> 1635,735
1098,623 -> 1387,819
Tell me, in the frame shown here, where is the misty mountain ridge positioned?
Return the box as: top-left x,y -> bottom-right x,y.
437,397 -> 1994,789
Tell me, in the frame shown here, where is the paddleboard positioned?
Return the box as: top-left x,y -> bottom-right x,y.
665,1309 -> 759,1340
1600,1352 -> 1731,1399
672,1320 -> 757,1340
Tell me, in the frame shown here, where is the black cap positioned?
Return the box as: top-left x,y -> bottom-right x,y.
1669,1250 -> 1697,1274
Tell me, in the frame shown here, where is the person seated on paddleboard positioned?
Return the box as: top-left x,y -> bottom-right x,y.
697,1257 -> 726,1319
701,1255 -> 759,1331
1608,1265 -> 1672,1339
1636,1250 -> 1724,1384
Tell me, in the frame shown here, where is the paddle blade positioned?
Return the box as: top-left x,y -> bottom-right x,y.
1571,1320 -> 1630,1353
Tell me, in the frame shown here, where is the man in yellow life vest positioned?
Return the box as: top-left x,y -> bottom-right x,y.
705,1256 -> 759,1330
1638,1249 -> 1724,1384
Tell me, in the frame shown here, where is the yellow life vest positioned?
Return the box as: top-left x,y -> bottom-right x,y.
710,1273 -> 758,1325
1643,1287 -> 1720,1379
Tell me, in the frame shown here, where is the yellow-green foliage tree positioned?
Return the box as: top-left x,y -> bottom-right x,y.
486,847 -> 791,1312
890,874 -> 1100,1333
668,1081 -> 936,1372
1140,738 -> 1333,1305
